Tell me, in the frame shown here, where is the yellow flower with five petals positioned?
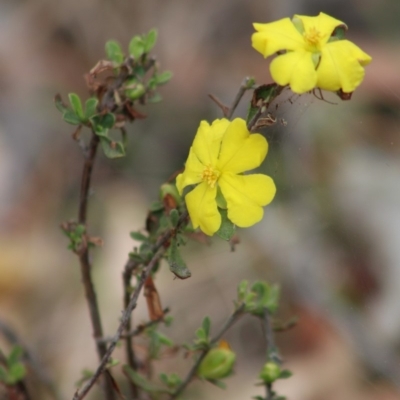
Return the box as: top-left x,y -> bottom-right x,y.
252,12 -> 372,94
176,118 -> 276,236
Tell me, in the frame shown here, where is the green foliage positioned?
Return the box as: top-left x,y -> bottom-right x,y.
159,372 -> 182,389
105,40 -> 124,64
246,83 -> 284,125
62,224 -> 85,252
143,29 -> 158,53
146,325 -> 174,359
216,208 -> 235,240
166,238 -> 191,279
0,346 -> 26,386
193,316 -> 211,349
129,29 -> 158,59
237,280 -> 280,315
124,366 -> 173,394
75,369 -> 94,388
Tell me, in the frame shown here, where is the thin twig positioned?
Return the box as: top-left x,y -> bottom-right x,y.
208,94 -> 229,117
227,77 -> 252,120
97,308 -> 170,343
73,212 -> 189,400
73,248 -> 165,400
170,304 -> 245,400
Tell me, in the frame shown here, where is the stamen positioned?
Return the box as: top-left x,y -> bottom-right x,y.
201,165 -> 219,188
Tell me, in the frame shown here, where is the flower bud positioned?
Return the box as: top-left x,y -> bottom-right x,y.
259,361 -> 281,383
197,341 -> 236,380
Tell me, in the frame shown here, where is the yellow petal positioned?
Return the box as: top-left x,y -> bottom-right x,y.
192,119 -> 230,166
252,18 -> 305,58
176,147 -> 204,194
317,40 -> 371,92
219,173 -> 276,228
217,118 -> 268,174
270,51 -> 317,93
296,12 -> 346,45
185,182 -> 220,236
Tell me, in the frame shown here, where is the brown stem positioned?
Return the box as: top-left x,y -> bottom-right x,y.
73,211 -> 189,400
73,248 -> 166,400
77,132 -> 115,400
170,304 -> 245,400
227,77 -> 252,120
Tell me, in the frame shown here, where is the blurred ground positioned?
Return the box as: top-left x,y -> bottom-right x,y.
0,0 -> 400,399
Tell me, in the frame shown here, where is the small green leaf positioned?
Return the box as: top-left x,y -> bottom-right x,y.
279,369 -> 292,379
68,93 -> 84,119
237,280 -> 249,302
155,71 -> 173,85
54,94 -> 68,114
124,366 -> 172,394
84,98 -> 99,119
147,92 -> 163,103
0,366 -> 9,383
202,316 -> 211,338
105,40 -> 124,64
63,110 -> 81,125
208,379 -> 226,389
130,231 -> 148,242
330,24 -> 347,41
8,363 -> 26,384
144,29 -> 158,53
91,113 -> 116,133
7,346 -> 23,366
215,208 -> 235,240
195,328 -> 206,341
129,36 -> 145,59
169,209 -> 179,227
167,239 -> 191,279
99,136 -> 125,159
75,369 -> 94,388
157,332 -> 173,347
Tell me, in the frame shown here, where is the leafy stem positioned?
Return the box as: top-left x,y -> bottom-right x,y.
169,304 -> 245,400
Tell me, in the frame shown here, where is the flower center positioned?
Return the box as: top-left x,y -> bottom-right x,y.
303,26 -> 324,49
201,165 -> 220,188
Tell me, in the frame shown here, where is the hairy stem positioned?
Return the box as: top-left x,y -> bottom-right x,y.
170,304 -> 245,400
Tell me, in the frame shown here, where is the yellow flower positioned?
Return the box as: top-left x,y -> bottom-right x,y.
176,118 -> 276,236
252,12 -> 372,94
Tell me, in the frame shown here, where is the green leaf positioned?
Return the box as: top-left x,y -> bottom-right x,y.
129,36 -> 145,59
169,209 -> 179,227
195,328 -> 206,341
105,40 -> 124,64
246,83 -> 284,126
147,92 -> 163,103
99,136 -> 126,159
54,94 -> 68,114
279,369 -> 292,379
0,366 -> 9,383
7,346 -> 23,366
265,284 -> 280,314
90,113 -> 116,133
8,363 -> 26,384
124,366 -> 172,394
154,71 -> 173,85
130,231 -> 148,242
84,98 -> 99,119
68,93 -> 84,120
63,110 -> 81,125
202,316 -> 211,338
330,24 -> 347,41
208,379 -> 227,389
156,332 -> 173,347
144,29 -> 158,53
166,239 -> 191,279
237,280 -> 249,302
215,208 -> 235,240
75,369 -> 94,388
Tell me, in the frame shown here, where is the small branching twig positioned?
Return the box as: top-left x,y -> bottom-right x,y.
227,77 -> 253,120
73,212 -> 188,400
170,304 -> 245,400
97,307 -> 170,343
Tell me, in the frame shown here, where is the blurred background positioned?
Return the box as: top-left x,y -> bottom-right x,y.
0,0 -> 400,399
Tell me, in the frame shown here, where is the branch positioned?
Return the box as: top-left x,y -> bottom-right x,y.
170,304 -> 245,400
227,77 -> 252,120
73,248 -> 165,400
73,211 -> 189,400
97,308 -> 170,343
